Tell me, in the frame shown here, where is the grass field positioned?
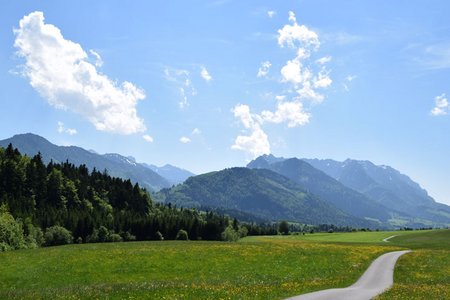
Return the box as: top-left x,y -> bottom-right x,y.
0,238 -> 396,299
0,229 -> 448,299
376,229 -> 450,300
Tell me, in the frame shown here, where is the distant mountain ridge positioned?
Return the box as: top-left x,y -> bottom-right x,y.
157,167 -> 376,227
248,155 -> 395,224
143,163 -> 194,185
0,133 -> 190,191
304,158 -> 450,227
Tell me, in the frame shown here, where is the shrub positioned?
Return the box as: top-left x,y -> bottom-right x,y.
109,233 -> 123,242
0,205 -> 27,251
221,226 -> 239,242
176,229 -> 189,240
121,231 -> 136,241
44,226 -> 73,246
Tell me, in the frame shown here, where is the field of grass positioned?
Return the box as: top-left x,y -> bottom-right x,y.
244,230 -> 426,244
0,238 -> 396,299
0,229 -> 448,299
376,229 -> 450,300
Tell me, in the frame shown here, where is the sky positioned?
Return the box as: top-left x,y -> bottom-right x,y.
0,0 -> 449,205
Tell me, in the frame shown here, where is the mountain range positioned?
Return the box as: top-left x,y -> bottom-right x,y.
1,133 -> 449,228
0,133 -> 193,191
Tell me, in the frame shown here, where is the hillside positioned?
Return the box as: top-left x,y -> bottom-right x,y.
157,167 -> 376,227
0,133 -> 171,191
248,156 -> 394,224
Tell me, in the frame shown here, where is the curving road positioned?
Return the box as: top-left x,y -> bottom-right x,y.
285,250 -> 411,300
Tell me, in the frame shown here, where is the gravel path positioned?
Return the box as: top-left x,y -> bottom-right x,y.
285,250 -> 411,300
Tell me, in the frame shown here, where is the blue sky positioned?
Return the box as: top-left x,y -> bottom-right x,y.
1,0 -> 449,205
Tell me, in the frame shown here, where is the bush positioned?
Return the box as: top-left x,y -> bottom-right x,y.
221,226 -> 239,242
97,226 -> 110,242
109,233 -> 123,242
121,231 -> 136,241
0,205 -> 27,251
176,229 -> 189,240
44,226 -> 73,246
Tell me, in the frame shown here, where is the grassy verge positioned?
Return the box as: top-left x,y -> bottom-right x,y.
0,238 -> 395,299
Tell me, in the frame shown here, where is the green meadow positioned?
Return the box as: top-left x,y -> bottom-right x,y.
0,229 -> 448,299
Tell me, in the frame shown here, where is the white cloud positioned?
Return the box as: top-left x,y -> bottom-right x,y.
257,61 -> 272,78
14,12 -> 146,135
431,94 -> 449,116
231,104 -> 270,158
261,101 -> 310,127
191,128 -> 201,135
179,136 -> 191,144
313,69 -> 332,88
296,81 -> 324,102
57,121 -> 77,135
346,75 -> 357,82
233,11 -> 332,157
66,128 -> 77,135
200,66 -> 212,82
267,10 -> 276,18
142,134 -> 154,143
232,126 -> 270,158
280,59 -> 311,85
164,67 -> 196,109
89,49 -> 103,67
316,56 -> 332,65
277,11 -> 320,50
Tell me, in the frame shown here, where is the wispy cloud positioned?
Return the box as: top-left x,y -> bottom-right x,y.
412,43 -> 450,70
14,12 -> 146,135
267,11 -> 276,18
164,67 -> 197,109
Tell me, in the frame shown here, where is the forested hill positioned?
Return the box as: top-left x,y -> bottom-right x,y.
0,144 -> 250,250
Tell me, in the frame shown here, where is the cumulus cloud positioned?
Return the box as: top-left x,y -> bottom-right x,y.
179,136 -> 191,144
313,69 -> 332,88
57,121 -> 77,135
142,134 -> 154,143
280,59 -> 311,85
14,11 -> 146,135
261,101 -> 310,127
232,11 -> 332,157
231,104 -> 270,157
278,11 -> 320,50
200,66 -> 212,82
278,11 -> 331,101
431,93 -> 449,116
257,61 -> 272,78
267,10 -> 276,18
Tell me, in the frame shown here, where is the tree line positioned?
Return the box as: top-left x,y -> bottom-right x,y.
0,144 -> 266,250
